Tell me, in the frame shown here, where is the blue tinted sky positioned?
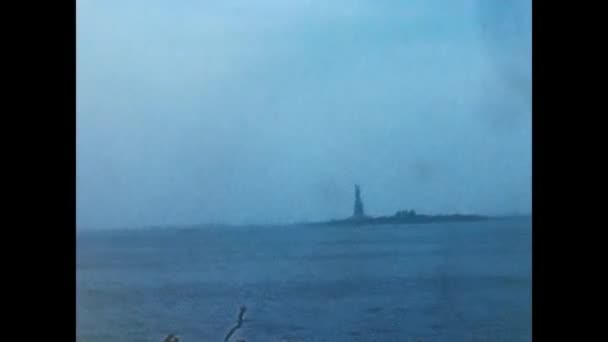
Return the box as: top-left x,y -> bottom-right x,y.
77,0 -> 531,229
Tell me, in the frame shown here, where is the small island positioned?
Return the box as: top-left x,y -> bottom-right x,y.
305,184 -> 488,227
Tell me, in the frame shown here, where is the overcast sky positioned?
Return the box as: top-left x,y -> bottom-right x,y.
77,0 -> 531,229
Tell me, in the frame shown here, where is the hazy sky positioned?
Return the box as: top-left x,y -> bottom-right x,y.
77,0 -> 531,229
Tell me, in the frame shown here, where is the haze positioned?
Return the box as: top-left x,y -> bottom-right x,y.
77,0 -> 531,230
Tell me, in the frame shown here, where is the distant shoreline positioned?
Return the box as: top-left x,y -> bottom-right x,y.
303,213 -> 491,227
77,214 -> 531,233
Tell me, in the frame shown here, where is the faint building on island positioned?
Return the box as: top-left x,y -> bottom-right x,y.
395,209 -> 416,217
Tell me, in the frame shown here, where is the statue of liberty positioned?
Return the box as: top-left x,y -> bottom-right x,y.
353,184 -> 365,219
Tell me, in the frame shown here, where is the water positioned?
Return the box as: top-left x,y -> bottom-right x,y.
77,219 -> 531,342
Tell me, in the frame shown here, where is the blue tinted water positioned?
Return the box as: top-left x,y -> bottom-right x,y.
77,219 -> 531,342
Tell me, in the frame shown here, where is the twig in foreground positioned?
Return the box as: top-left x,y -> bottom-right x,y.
224,306 -> 247,342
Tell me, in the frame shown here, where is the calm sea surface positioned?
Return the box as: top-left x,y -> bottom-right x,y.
77,219 -> 531,342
